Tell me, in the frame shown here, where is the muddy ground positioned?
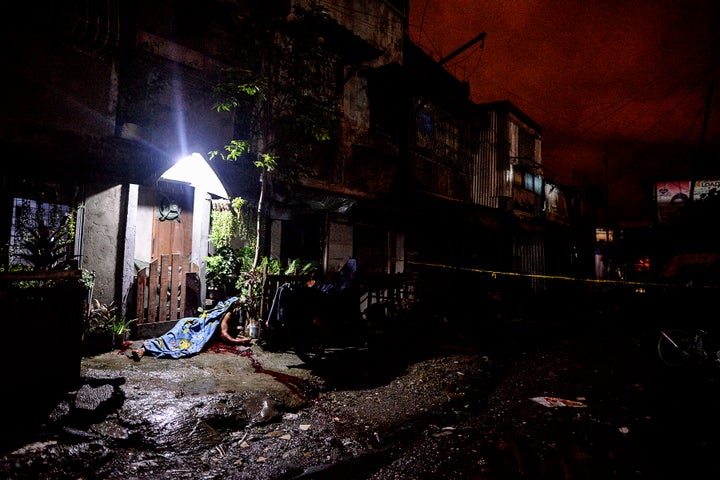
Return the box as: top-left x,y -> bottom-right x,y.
1,308 -> 719,479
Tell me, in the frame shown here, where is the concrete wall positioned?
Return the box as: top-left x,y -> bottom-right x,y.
82,184 -> 125,307
316,0 -> 406,67
326,221 -> 354,272
135,187 -> 155,264
121,185 -> 139,316
191,190 -> 212,302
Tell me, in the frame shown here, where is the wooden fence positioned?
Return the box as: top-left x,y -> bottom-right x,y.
135,254 -> 200,324
134,258 -> 419,331
259,273 -> 311,323
259,271 -> 419,327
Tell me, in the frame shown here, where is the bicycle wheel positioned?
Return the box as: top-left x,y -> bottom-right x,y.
657,328 -> 693,367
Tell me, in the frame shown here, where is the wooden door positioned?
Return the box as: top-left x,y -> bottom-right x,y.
136,181 -> 196,323
152,181 -> 194,261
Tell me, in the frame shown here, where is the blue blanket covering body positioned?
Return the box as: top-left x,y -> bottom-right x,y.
143,297 -> 238,358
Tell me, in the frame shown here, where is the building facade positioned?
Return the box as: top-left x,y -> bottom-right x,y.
1,0 -> 569,328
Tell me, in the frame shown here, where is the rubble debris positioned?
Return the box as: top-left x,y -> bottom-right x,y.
530,396 -> 587,408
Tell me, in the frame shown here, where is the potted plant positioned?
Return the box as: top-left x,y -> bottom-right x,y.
110,315 -> 136,349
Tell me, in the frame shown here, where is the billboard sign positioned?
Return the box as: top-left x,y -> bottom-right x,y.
656,179 -> 720,225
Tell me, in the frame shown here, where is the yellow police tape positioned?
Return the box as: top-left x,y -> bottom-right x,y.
406,260 -> 720,290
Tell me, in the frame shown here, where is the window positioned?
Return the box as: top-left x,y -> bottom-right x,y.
524,173 -> 534,190
595,228 -> 614,243
280,215 -> 324,266
9,198 -> 74,269
533,175 -> 543,194
412,102 -> 472,200
514,169 -> 543,194
416,111 -> 433,148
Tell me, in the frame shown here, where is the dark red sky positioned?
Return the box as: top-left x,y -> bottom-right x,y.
409,0 -> 720,220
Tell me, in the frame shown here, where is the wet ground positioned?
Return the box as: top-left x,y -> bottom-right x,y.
1,305 -> 719,479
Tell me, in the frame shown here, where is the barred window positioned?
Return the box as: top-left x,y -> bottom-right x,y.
10,198 -> 73,269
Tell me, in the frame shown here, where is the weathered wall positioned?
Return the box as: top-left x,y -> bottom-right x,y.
82,184 -> 125,306
2,7 -> 117,139
191,190 -> 212,302
316,0 -> 406,66
326,221 -> 354,272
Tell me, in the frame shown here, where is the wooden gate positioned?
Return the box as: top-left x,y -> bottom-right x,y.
135,254 -> 199,324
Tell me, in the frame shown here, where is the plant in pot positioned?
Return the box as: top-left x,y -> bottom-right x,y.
204,196 -> 316,337
110,315 -> 136,349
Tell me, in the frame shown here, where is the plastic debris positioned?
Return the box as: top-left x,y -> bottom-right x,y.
530,396 -> 587,408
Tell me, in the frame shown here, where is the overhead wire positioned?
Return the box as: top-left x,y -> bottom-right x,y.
608,87 -> 704,184
418,0 -> 429,46
317,0 -> 719,189
553,39 -> 720,152
574,61 -> 719,185
612,60 -> 714,138
441,38 -> 486,82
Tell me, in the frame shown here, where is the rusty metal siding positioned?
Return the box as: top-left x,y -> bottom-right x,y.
513,233 -> 546,292
474,110 -> 512,209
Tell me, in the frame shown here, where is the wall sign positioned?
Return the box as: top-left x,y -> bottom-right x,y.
157,195 -> 182,222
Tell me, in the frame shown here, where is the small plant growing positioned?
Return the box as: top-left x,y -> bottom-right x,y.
110,315 -> 136,336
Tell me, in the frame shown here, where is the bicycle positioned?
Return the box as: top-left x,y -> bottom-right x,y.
657,327 -> 720,368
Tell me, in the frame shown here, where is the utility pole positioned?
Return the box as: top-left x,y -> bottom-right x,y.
603,144 -> 609,228
438,32 -> 486,65
689,82 -> 714,203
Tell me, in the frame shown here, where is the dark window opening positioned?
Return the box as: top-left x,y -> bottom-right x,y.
280,215 -> 324,266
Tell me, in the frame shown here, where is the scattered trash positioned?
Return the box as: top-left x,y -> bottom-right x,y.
431,425 -> 456,437
530,396 -> 587,408
299,424 -> 311,431
618,426 -> 630,435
